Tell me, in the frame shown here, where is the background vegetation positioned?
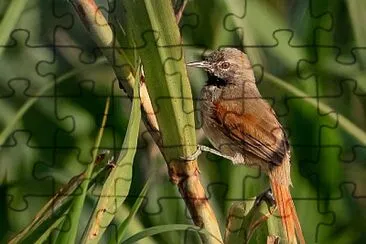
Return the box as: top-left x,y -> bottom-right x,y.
1,0 -> 365,243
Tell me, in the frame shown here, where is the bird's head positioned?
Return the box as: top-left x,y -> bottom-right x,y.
187,48 -> 255,86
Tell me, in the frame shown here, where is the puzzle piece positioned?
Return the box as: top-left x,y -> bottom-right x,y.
2,131 -> 56,216
223,0 -> 333,46
0,30 -> 56,96
140,177 -> 199,243
2,0 -> 366,243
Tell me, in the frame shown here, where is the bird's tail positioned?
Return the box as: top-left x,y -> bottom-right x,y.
269,154 -> 305,244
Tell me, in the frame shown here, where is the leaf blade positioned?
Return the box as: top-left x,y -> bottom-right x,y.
56,97 -> 111,244
122,224 -> 223,244
81,66 -> 142,243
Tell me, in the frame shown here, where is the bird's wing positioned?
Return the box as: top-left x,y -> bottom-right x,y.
213,99 -> 288,166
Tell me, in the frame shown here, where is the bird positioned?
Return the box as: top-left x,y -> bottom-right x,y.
187,48 -> 305,244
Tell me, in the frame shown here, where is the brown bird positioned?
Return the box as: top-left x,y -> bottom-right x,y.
187,48 -> 305,244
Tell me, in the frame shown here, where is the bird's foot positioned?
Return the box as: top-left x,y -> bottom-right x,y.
255,188 -> 276,207
180,145 -> 203,161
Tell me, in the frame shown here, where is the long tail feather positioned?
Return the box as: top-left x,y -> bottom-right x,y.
269,154 -> 305,244
270,180 -> 305,244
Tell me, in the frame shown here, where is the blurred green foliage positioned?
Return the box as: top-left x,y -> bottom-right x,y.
1,0 -> 366,243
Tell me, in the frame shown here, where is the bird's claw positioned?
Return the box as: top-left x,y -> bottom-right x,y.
255,188 -> 276,207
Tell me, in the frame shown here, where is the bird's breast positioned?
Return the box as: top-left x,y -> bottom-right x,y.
200,85 -> 244,161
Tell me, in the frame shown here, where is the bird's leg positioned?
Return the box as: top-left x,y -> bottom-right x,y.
199,145 -> 238,161
180,145 -> 237,161
254,188 -> 276,207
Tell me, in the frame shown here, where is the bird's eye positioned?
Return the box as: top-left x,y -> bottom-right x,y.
220,61 -> 230,69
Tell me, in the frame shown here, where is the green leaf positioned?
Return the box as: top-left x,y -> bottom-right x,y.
121,2 -> 223,243
122,0 -> 196,161
108,2 -> 137,72
8,151 -> 113,244
262,72 -> 366,145
34,212 -> 68,244
81,67 -> 142,243
347,1 -> 366,68
0,59 -> 106,146
224,199 -> 281,244
112,173 -> 154,244
121,224 -> 223,244
0,0 -> 28,58
56,97 -> 111,244
224,0 -> 307,68
110,204 -> 157,244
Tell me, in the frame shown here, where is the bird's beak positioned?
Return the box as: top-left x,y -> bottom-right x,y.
186,60 -> 212,70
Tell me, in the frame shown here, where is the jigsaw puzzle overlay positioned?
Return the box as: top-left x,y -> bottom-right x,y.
1,0 -> 365,243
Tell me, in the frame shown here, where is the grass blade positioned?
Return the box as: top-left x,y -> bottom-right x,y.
113,174 -> 154,244
263,72 -> 366,145
123,0 -> 196,160
121,224 -> 223,244
225,199 -> 281,244
224,0 -> 306,68
0,0 -> 28,57
33,212 -> 69,244
56,96 -> 111,244
81,68 -> 142,243
8,151 -> 113,244
122,1 -> 222,242
347,0 -> 366,68
0,59 -> 106,146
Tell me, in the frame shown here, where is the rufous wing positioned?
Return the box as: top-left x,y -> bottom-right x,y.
213,98 -> 288,166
